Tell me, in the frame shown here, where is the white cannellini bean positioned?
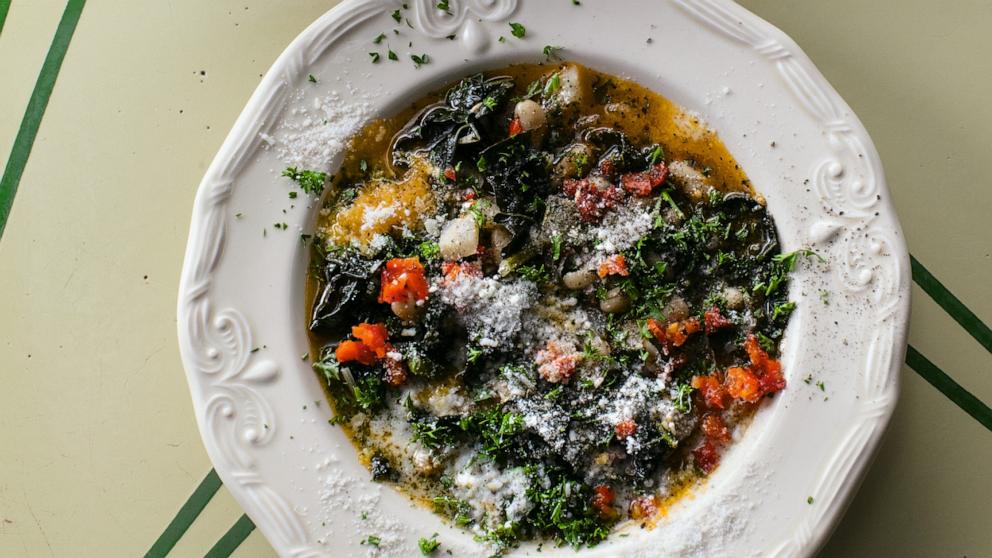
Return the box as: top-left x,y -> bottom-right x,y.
554,143 -> 593,178
723,286 -> 745,310
599,288 -> 631,314
391,298 -> 421,322
562,269 -> 598,290
668,160 -> 714,202
514,99 -> 546,131
663,296 -> 690,321
439,215 -> 479,260
554,63 -> 585,106
489,225 -> 513,262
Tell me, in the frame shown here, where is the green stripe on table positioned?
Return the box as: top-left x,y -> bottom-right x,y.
911,255 -> 992,354
205,514 -> 256,558
906,344 -> 992,431
0,0 -> 11,36
0,0 -> 85,239
144,468 -> 223,558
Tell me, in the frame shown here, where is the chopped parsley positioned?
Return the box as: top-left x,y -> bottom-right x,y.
281,167 -> 327,195
509,22 -> 526,38
418,240 -> 441,260
369,52 -> 381,63
411,53 -> 430,68
648,145 -> 664,165
388,49 -> 398,61
542,45 -> 562,60
307,74 -> 318,83
361,534 -> 381,547
418,534 -> 441,555
543,72 -> 561,97
391,9 -> 402,23
373,32 -> 386,44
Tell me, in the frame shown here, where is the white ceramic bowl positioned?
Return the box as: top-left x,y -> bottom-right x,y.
177,1 -> 910,556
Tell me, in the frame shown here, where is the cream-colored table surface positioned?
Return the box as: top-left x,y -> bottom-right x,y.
0,1 -> 989,557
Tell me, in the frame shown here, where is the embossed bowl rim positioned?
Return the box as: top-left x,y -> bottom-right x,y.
177,1 -> 910,556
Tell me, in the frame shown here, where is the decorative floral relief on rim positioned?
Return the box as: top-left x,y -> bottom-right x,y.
412,0 -> 518,54
673,1 -> 903,556
178,6 -> 385,557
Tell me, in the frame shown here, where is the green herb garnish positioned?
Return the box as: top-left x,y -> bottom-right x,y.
411,53 -> 430,68
543,73 -> 561,97
282,167 -> 327,195
419,534 -> 441,555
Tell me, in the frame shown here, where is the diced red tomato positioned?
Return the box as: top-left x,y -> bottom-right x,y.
629,495 -> 659,520
744,334 -> 770,369
757,358 -> 786,396
621,163 -> 668,197
509,117 -> 524,137
441,261 -> 482,283
597,254 -> 629,278
615,419 -> 638,439
741,334 -> 787,398
693,440 -> 720,474
666,318 -> 700,347
563,178 -> 623,222
535,341 -> 580,384
562,178 -> 581,197
646,318 -> 666,344
463,189 -> 476,201
379,257 -> 429,304
443,167 -> 457,182
335,340 -> 377,366
598,158 -> 616,178
704,306 -> 733,333
701,414 -> 732,445
591,485 -> 615,517
649,317 -> 701,353
725,366 -> 762,403
692,373 -> 727,410
352,323 -> 390,359
336,322 -> 393,367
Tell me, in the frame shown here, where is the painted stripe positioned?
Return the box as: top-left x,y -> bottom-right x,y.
0,0 -> 11,36
144,468 -> 223,558
911,255 -> 992,354
0,0 -> 85,239
205,515 -> 256,558
906,344 -> 992,431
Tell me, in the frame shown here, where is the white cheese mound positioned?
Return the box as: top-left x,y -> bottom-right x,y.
437,275 -> 537,348
266,90 -> 375,170
589,198 -> 655,254
599,373 -> 668,428
512,396 -> 570,452
361,202 -> 398,231
451,460 -> 533,531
